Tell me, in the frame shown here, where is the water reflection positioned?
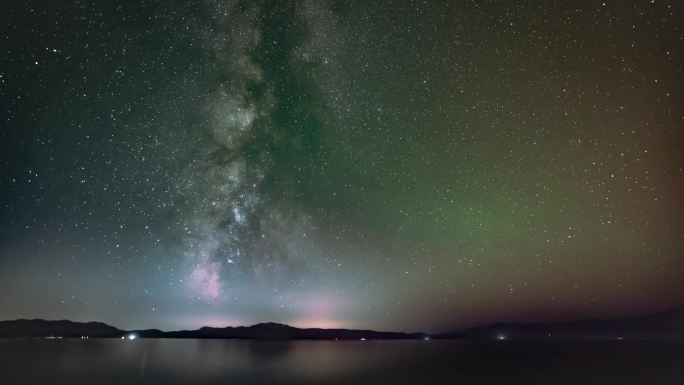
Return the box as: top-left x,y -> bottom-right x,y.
0,339 -> 682,384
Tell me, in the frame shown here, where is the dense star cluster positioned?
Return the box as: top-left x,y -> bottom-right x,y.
1,0 -> 682,332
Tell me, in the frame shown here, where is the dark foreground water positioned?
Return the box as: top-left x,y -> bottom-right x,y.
1,339 -> 683,384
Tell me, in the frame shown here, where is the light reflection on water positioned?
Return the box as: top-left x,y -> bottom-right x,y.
0,339 -> 682,384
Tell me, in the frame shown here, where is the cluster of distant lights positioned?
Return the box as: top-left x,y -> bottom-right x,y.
121,334 -> 137,340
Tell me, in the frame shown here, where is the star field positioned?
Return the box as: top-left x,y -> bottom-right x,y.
1,0 -> 682,332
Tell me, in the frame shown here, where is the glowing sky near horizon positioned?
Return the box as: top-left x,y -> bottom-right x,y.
0,0 -> 683,332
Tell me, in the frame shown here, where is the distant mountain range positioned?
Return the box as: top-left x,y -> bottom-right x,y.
0,319 -> 122,338
130,322 -> 425,340
438,306 -> 684,340
1,306 -> 683,340
0,319 -> 424,340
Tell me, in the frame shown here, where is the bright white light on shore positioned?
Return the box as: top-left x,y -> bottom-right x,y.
497,334 -> 506,340
127,334 -> 137,340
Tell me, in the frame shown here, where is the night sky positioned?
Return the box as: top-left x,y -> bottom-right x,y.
1,0 -> 682,333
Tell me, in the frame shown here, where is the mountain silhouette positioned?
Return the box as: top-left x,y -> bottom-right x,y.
134,322 -> 424,340
439,306 -> 684,340
2,306 -> 683,340
0,319 -> 423,340
0,319 -> 123,338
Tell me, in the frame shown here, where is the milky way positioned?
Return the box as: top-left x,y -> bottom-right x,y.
1,0 -> 683,332
181,1 -> 332,308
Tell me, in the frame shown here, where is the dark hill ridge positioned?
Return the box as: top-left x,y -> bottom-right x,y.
2,306 -> 683,340
134,322 -> 424,340
0,319 -> 123,338
0,319 -> 424,340
438,306 -> 684,340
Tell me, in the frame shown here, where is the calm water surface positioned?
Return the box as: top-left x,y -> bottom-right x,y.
1,339 -> 682,384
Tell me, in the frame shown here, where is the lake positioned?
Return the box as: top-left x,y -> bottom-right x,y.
0,339 -> 682,384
